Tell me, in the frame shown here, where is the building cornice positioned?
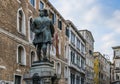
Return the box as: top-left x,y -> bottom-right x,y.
0,27 -> 31,46
66,20 -> 86,43
112,46 -> 120,49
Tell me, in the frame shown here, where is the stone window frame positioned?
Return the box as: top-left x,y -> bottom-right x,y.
76,75 -> 80,84
70,73 -> 75,84
50,45 -> 56,57
29,0 -> 36,8
30,50 -> 36,66
17,7 -> 26,35
64,66 -> 68,79
14,74 -> 22,84
65,26 -> 69,37
76,38 -> 81,50
58,19 -> 62,30
81,43 -> 85,55
17,44 -> 26,66
28,16 -> 34,43
58,37 -> 61,55
39,1 -> 45,10
64,45 -> 67,59
70,48 -> 75,64
56,62 -> 61,75
64,44 -> 69,59
71,31 -> 75,45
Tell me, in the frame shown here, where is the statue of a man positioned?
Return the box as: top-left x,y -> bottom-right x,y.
31,9 -> 55,61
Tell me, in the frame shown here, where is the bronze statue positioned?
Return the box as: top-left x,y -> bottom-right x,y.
31,9 -> 55,61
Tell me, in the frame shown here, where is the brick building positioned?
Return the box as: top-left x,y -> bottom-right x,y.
0,0 -> 70,83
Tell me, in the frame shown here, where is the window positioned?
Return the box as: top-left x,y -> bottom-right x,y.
49,11 -> 56,24
76,38 -> 80,50
116,74 -> 119,80
40,1 -> 44,9
76,76 -> 80,84
71,49 -> 75,64
53,14 -> 56,24
77,54 -> 80,66
66,27 -> 69,37
89,50 -> 93,55
30,0 -> 35,7
58,40 -> 61,55
71,73 -> 75,84
56,63 -> 61,74
50,45 -> 56,57
15,75 -> 21,84
58,20 -> 62,30
64,66 -> 68,78
17,8 -> 26,35
64,45 -> 68,59
115,50 -> 120,57
81,77 -> 84,84
17,45 -> 26,65
31,51 -> 35,65
81,43 -> 85,55
81,58 -> 85,69
29,18 -> 34,41
71,32 -> 75,45
19,11 -> 22,33
115,60 -> 120,68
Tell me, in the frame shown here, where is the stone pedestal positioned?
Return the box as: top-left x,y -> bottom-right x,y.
24,61 -> 56,84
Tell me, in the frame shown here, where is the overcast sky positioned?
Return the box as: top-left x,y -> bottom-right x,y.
49,0 -> 120,61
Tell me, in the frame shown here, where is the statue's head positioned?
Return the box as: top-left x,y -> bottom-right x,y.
39,9 -> 48,17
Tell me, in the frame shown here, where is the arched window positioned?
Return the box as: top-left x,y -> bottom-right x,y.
19,11 -> 23,32
30,0 -> 36,7
64,45 -> 68,59
17,8 -> 26,35
56,62 -> 61,74
28,17 -> 34,42
40,1 -> 44,9
50,45 -> 56,57
58,37 -> 61,55
31,51 -> 35,64
17,45 -> 26,65
30,18 -> 34,40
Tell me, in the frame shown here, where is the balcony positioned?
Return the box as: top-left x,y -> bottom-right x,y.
115,67 -> 120,70
69,62 -> 85,74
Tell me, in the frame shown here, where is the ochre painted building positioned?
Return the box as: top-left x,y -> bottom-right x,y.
94,52 -> 110,84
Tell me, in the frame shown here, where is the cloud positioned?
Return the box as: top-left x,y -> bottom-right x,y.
49,0 -> 99,24
102,33 -> 115,42
49,0 -> 120,61
83,5 -> 101,23
106,10 -> 120,33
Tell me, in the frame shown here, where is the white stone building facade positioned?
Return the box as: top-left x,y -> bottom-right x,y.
112,46 -> 120,83
66,20 -> 86,84
79,30 -> 94,84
